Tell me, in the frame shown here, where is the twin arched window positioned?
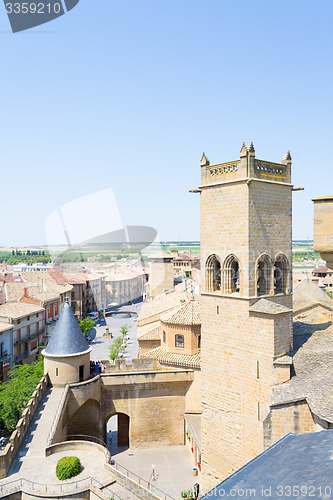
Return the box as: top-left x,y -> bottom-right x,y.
256,253 -> 289,296
205,253 -> 289,296
206,254 -> 240,293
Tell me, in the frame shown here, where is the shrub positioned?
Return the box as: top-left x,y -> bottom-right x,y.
181,490 -> 193,499
56,456 -> 81,480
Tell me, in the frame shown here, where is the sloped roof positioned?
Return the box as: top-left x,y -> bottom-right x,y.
44,302 -> 90,357
140,346 -> 201,369
249,298 -> 292,315
138,328 -> 160,341
201,431 -> 333,499
0,302 -> 44,319
293,276 -> 333,314
272,309 -> 333,423
137,320 -> 161,341
138,289 -> 189,322
161,299 -> 201,325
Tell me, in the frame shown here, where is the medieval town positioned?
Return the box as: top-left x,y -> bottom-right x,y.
0,144 -> 332,499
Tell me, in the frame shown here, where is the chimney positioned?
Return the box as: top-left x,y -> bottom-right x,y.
24,288 -> 29,298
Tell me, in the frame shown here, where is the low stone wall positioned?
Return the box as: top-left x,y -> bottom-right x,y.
0,374 -> 49,479
45,440 -> 110,464
104,358 -> 164,372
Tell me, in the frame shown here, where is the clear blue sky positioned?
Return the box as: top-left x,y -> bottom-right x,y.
0,0 -> 332,245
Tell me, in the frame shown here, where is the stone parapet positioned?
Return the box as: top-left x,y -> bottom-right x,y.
0,374 -> 49,479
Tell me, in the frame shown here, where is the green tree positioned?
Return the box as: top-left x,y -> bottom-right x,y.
120,324 -> 131,337
79,318 -> 95,337
0,356 -> 44,432
108,333 -> 127,361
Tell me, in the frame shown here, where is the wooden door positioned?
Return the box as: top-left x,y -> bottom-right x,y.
117,413 -> 129,447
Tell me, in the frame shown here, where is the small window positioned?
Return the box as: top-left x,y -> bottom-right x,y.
37,313 -> 39,318
217,305 -> 219,314
175,335 -> 184,348
56,367 -> 59,376
198,335 -> 201,349
17,319 -> 20,324
163,331 -> 166,343
27,316 -> 30,321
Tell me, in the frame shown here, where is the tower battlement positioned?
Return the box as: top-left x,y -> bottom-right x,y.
200,143 -> 292,187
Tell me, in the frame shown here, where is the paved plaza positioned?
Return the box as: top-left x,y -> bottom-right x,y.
89,300 -> 142,363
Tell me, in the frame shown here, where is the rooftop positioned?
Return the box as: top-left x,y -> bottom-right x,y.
44,302 -> 90,357
271,308 -> 333,423
293,276 -> 332,314
161,299 -> 201,325
137,321 -> 161,340
140,345 -> 201,369
201,431 -> 333,498
0,302 -> 44,319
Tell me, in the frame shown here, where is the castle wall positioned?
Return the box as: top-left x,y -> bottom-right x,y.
48,368 -> 194,450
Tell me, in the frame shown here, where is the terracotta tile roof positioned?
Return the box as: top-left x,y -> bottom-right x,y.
5,283 -> 27,301
20,271 -> 73,294
48,268 -> 69,284
138,328 -> 160,341
138,289 -> 190,322
137,320 -> 161,339
0,302 -> 44,319
174,253 -> 200,262
140,346 -> 201,369
161,299 -> 201,325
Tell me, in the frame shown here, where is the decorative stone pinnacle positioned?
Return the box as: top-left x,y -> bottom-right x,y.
240,142 -> 248,157
200,152 -> 210,167
248,142 -> 255,153
282,150 -> 292,163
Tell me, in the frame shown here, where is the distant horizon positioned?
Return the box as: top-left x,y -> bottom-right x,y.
0,239 -> 315,249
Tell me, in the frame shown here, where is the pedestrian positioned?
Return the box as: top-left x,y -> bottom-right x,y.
194,483 -> 200,500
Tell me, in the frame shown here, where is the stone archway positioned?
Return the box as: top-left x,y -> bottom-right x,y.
106,412 -> 130,450
67,398 -> 103,439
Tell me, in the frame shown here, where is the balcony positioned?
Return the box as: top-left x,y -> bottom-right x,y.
0,351 -> 10,362
14,330 -> 43,346
14,350 -> 29,362
313,196 -> 333,269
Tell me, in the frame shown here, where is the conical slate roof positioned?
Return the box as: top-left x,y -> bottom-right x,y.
44,302 -> 90,357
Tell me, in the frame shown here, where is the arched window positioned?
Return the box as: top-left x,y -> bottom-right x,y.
256,254 -> 272,296
175,335 -> 184,348
206,254 -> 221,292
274,254 -> 289,294
163,331 -> 166,343
223,255 -> 240,293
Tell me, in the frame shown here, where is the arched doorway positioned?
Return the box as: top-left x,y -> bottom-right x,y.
106,413 -> 130,453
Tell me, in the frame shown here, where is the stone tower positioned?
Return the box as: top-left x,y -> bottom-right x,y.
43,302 -> 91,386
200,145 -> 293,489
149,253 -> 174,298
